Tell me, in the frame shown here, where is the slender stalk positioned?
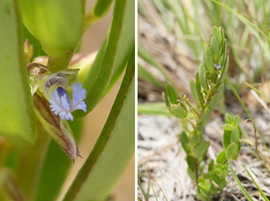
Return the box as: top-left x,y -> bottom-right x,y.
193,157 -> 199,184
47,50 -> 74,72
186,118 -> 196,128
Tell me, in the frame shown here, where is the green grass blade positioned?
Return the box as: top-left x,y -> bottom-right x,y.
138,44 -> 183,100
211,0 -> 270,43
226,78 -> 268,153
245,82 -> 270,103
139,155 -> 159,201
224,147 -> 253,201
138,103 -> 172,116
262,0 -> 270,48
63,48 -> 135,201
138,64 -> 164,88
0,0 -> 37,145
243,165 -> 269,201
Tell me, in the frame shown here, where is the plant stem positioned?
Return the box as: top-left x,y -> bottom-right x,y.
47,50 -> 74,73
193,157 -> 199,184
184,99 -> 199,116
186,118 -> 196,128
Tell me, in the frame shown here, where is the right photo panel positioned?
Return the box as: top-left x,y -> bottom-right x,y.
138,1 -> 270,200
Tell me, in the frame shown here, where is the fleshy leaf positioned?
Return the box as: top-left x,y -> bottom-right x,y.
0,0 -> 37,145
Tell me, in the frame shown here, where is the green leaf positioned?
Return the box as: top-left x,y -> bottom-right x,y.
18,0 -> 85,58
204,179 -> 212,193
84,0 -> 114,31
162,93 -> 171,108
0,0 -> 37,145
63,47 -> 135,201
198,108 -> 212,125
208,93 -> 220,110
169,104 -> 187,118
166,83 -> 177,104
193,141 -> 210,159
222,124 -> 233,131
78,0 -> 135,117
216,150 -> 226,164
208,159 -> 214,171
195,125 -> 204,133
203,46 -> 215,75
227,143 -> 239,160
212,26 -> 222,47
231,127 -> 240,143
181,132 -> 189,153
189,131 -> 202,146
220,170 -> 228,181
224,145 -> 253,201
198,64 -> 208,92
221,39 -> 227,67
243,165 -> 269,201
196,73 -> 204,104
138,103 -> 172,116
138,64 -> 163,88
189,79 -> 202,107
210,35 -> 220,63
233,115 -> 239,126
219,55 -> 229,83
187,155 -> 195,172
223,130 -> 231,148
225,114 -> 233,124
187,167 -> 196,180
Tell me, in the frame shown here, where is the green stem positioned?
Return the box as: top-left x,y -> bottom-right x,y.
47,50 -> 74,72
186,118 -> 196,128
184,98 -> 199,116
193,157 -> 199,184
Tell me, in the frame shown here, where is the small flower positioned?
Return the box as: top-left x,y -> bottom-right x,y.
215,63 -> 222,70
49,82 -> 87,121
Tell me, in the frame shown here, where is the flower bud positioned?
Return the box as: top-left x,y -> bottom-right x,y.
24,39 -> 33,64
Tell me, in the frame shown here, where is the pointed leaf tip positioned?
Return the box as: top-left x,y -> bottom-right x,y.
33,93 -> 80,162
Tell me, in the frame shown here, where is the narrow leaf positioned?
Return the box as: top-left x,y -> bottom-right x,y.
0,0 -> 37,145
79,0 -> 135,117
63,48 -> 135,201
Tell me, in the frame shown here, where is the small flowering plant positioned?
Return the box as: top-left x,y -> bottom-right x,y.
0,0 -> 134,200
163,26 -> 243,200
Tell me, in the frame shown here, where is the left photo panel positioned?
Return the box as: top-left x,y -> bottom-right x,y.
0,0 -> 135,201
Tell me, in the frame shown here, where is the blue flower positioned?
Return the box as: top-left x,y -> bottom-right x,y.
215,63 -> 222,70
49,82 -> 87,121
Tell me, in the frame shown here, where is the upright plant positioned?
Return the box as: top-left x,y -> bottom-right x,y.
163,26 -> 242,200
